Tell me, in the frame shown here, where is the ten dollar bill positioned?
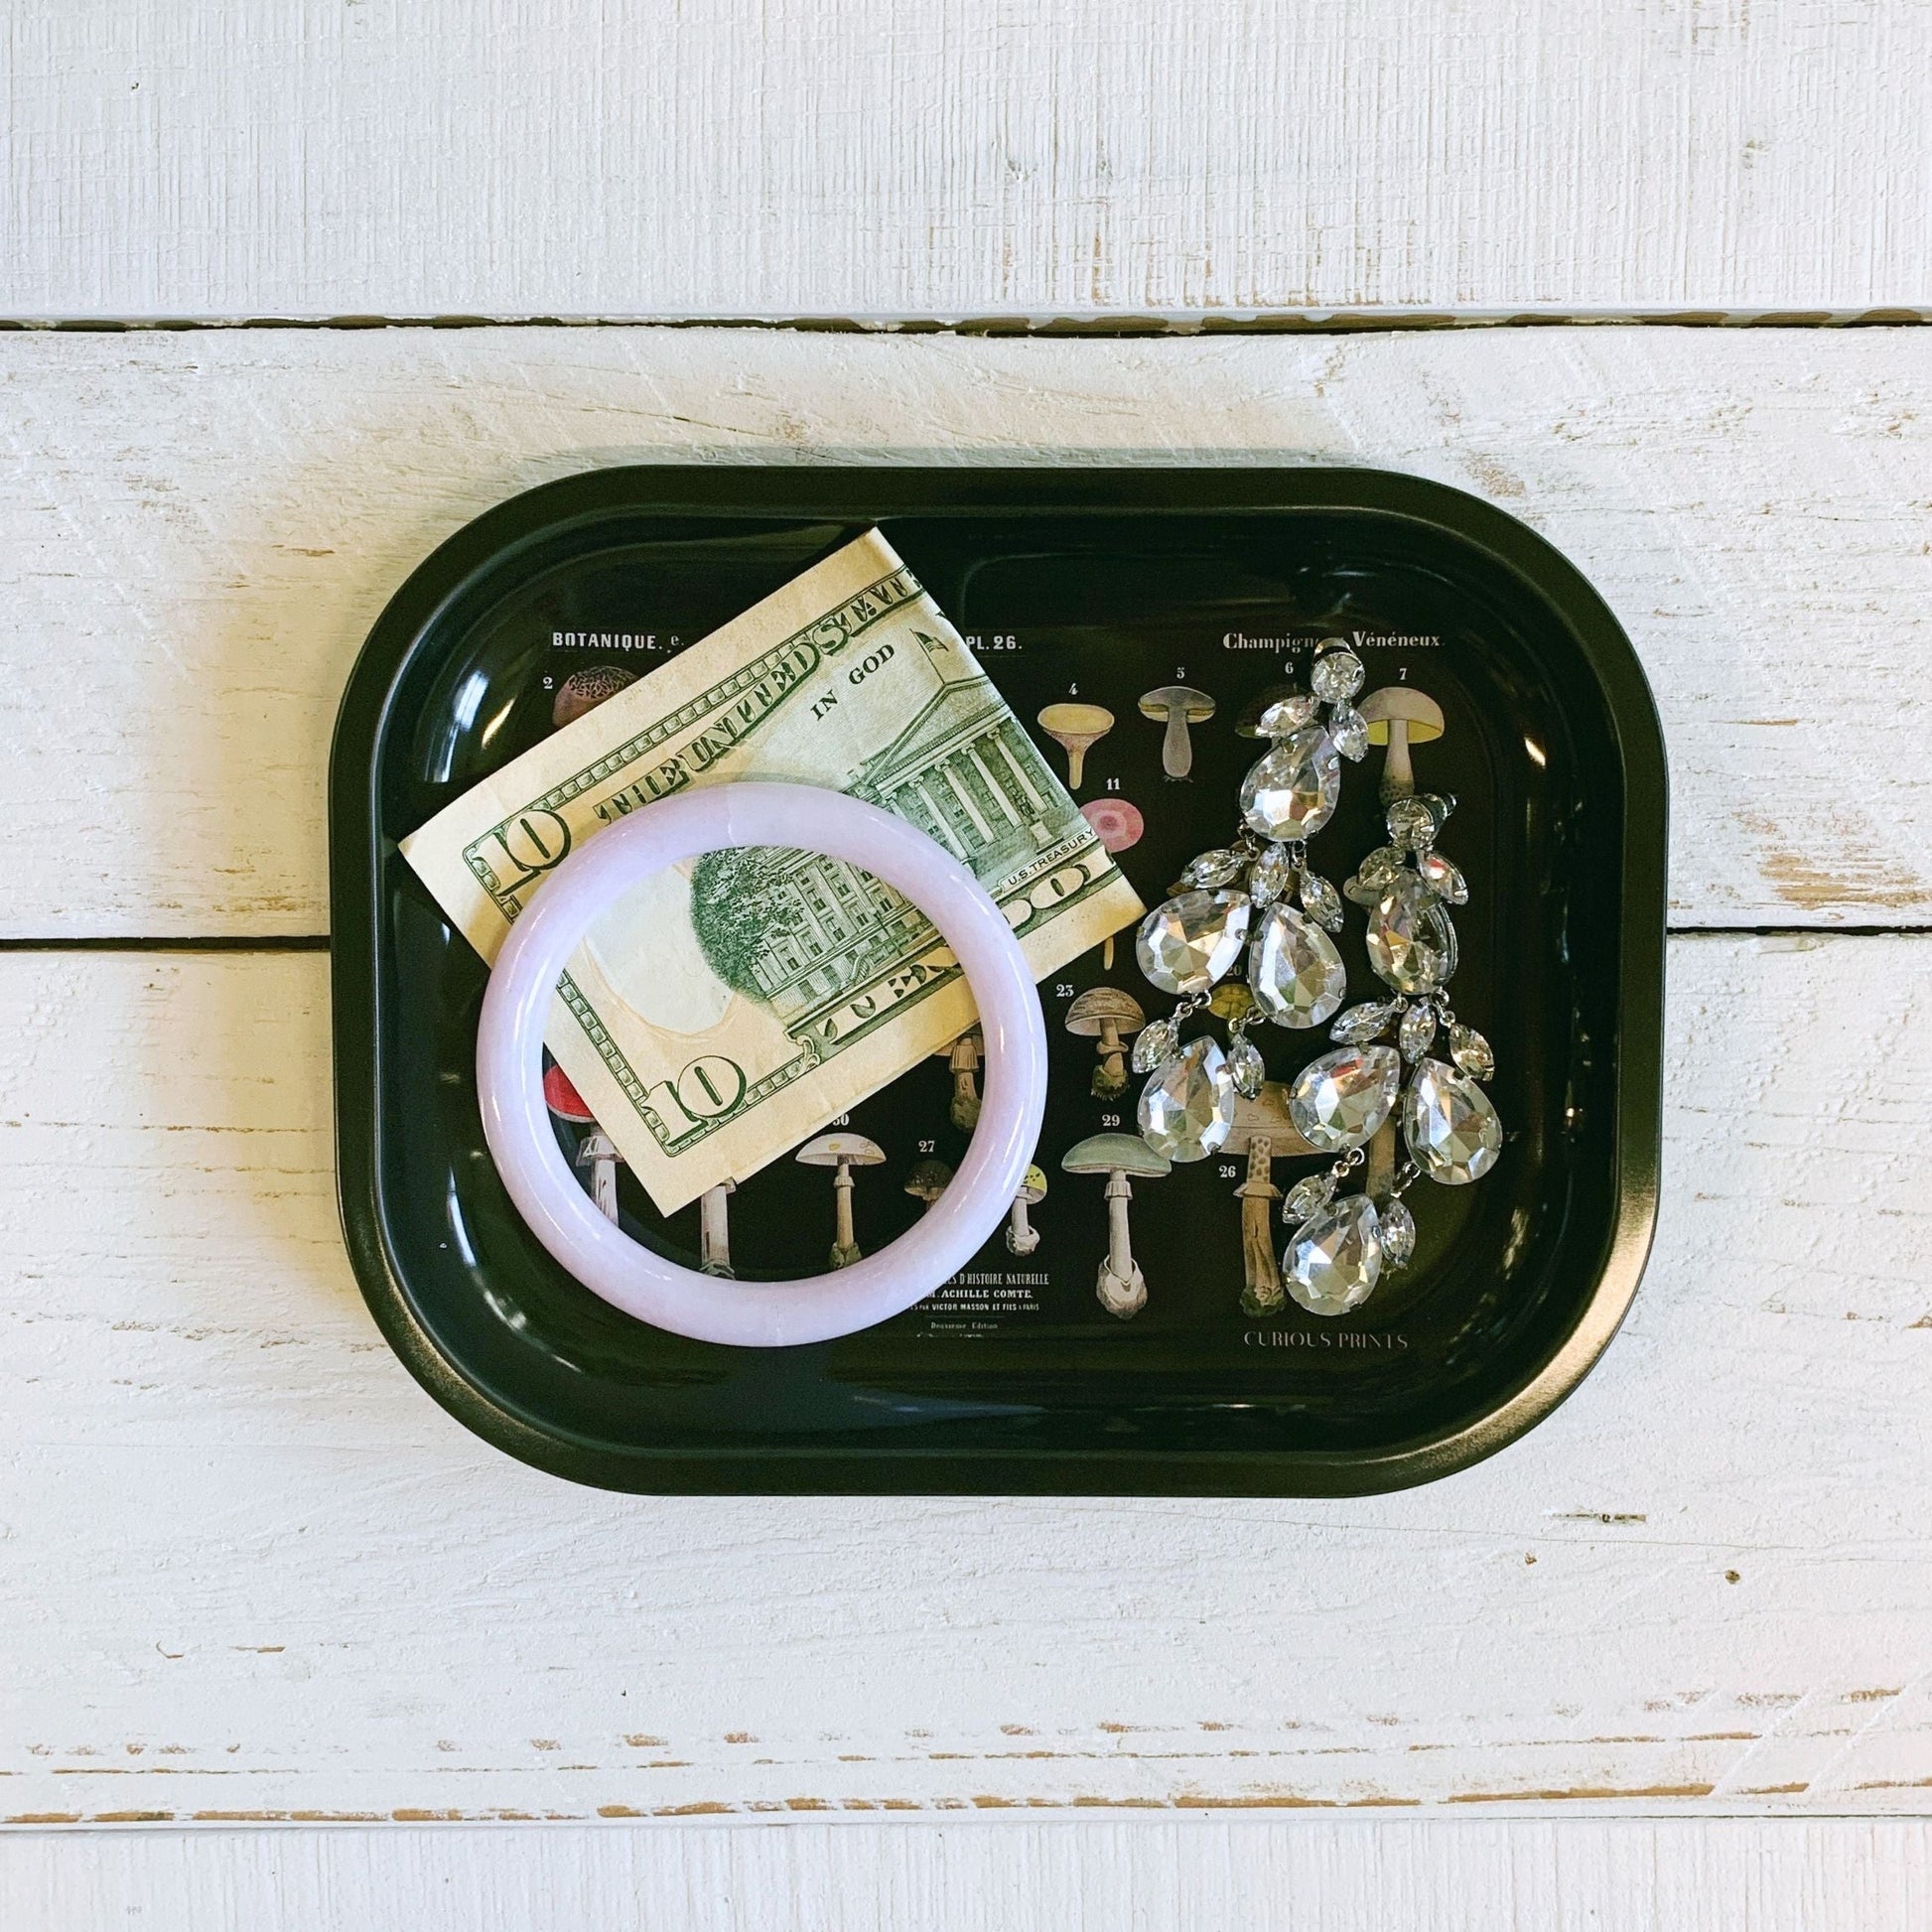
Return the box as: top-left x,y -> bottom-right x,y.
400,529 -> 1143,1214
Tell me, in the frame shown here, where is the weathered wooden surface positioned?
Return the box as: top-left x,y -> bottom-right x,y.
3,1 -> 1928,319
2,327 -> 1930,937
2,934 -> 1926,1823
4,1818 -> 1929,1931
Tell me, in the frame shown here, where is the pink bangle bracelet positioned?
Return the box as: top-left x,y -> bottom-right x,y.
475,782 -> 1049,1347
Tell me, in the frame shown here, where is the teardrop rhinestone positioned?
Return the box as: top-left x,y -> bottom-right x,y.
1282,1171 -> 1336,1223
1284,1193 -> 1383,1315
1329,703 -> 1370,761
1247,841 -> 1296,906
1343,845 -> 1408,903
1248,903 -> 1347,1031
1132,1015 -> 1180,1073
1288,1045 -> 1402,1153
1366,876 -> 1458,994
1136,890 -> 1252,996
1331,999 -> 1399,1043
1226,1034 -> 1266,1099
1402,1058 -> 1503,1184
1449,1023 -> 1495,1080
1258,693 -> 1320,735
1311,646 -> 1365,704
1417,848 -> 1468,904
1398,1002 -> 1438,1062
1137,1035 -> 1236,1163
1180,847 -> 1245,889
1240,728 -> 1341,842
1299,871 -> 1343,932
1378,1195 -> 1417,1267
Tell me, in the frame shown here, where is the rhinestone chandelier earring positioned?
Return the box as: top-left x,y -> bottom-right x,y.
1130,640 -> 1371,1167
1276,687 -> 1502,1316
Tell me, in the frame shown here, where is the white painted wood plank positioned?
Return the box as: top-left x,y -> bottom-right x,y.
3,2 -> 1928,319
3,1818 -> 1928,1932
1,935 -> 1927,1823
2,326 -> 1930,936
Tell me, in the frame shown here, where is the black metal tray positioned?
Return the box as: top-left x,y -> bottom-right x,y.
331,467 -> 1665,1494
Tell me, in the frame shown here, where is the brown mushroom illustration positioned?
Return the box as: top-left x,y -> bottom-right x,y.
796,1132 -> 887,1268
1139,686 -> 1216,780
1080,798 -> 1146,966
1226,1083 -> 1315,1315
1036,701 -> 1115,792
1007,1165 -> 1047,1256
932,1028 -> 983,1132
1065,986 -> 1146,1098
543,1062 -> 621,1224
1358,686 -> 1446,802
1061,1131 -> 1171,1319
698,1178 -> 736,1278
552,663 -> 638,729
904,1157 -> 954,1214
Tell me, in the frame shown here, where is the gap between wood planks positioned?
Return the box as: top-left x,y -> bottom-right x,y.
1,309 -> 1929,335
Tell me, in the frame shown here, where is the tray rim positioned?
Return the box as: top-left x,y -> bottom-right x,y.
329,463 -> 1667,1496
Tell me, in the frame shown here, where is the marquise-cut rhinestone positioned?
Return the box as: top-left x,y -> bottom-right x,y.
1247,841 -> 1296,906
1226,1034 -> 1266,1100
1366,875 -> 1458,995
1449,1023 -> 1495,1080
1378,1196 -> 1417,1267
1180,847 -> 1245,889
1343,844 -> 1408,903
1131,1015 -> 1179,1073
1138,1035 -> 1236,1163
1282,1172 -> 1336,1223
1330,999 -> 1399,1043
1285,1193 -> 1383,1315
1288,1044 -> 1402,1153
1403,1058 -> 1503,1184
1328,703 -> 1370,761
1136,890 -> 1252,996
1398,1002 -> 1438,1062
1257,693 -> 1320,735
1310,646 -> 1365,704
1249,903 -> 1348,1031
1417,848 -> 1468,903
1240,728 -> 1341,841
1299,871 -> 1344,931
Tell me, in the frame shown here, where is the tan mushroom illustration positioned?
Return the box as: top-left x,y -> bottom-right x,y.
1007,1165 -> 1047,1256
1079,798 -> 1145,966
1358,686 -> 1446,802
543,1062 -> 621,1223
932,1028 -> 983,1132
904,1157 -> 954,1215
1065,986 -> 1146,1098
1226,1083 -> 1315,1315
697,1178 -> 736,1278
1061,1131 -> 1171,1319
1139,685 -> 1216,779
796,1131 -> 887,1268
1036,700 -> 1114,792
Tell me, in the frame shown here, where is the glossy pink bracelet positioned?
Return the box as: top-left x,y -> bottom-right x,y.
475,782 -> 1049,1347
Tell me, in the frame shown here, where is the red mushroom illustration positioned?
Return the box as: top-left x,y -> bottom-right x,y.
542,1062 -> 622,1223
1079,797 -> 1145,969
